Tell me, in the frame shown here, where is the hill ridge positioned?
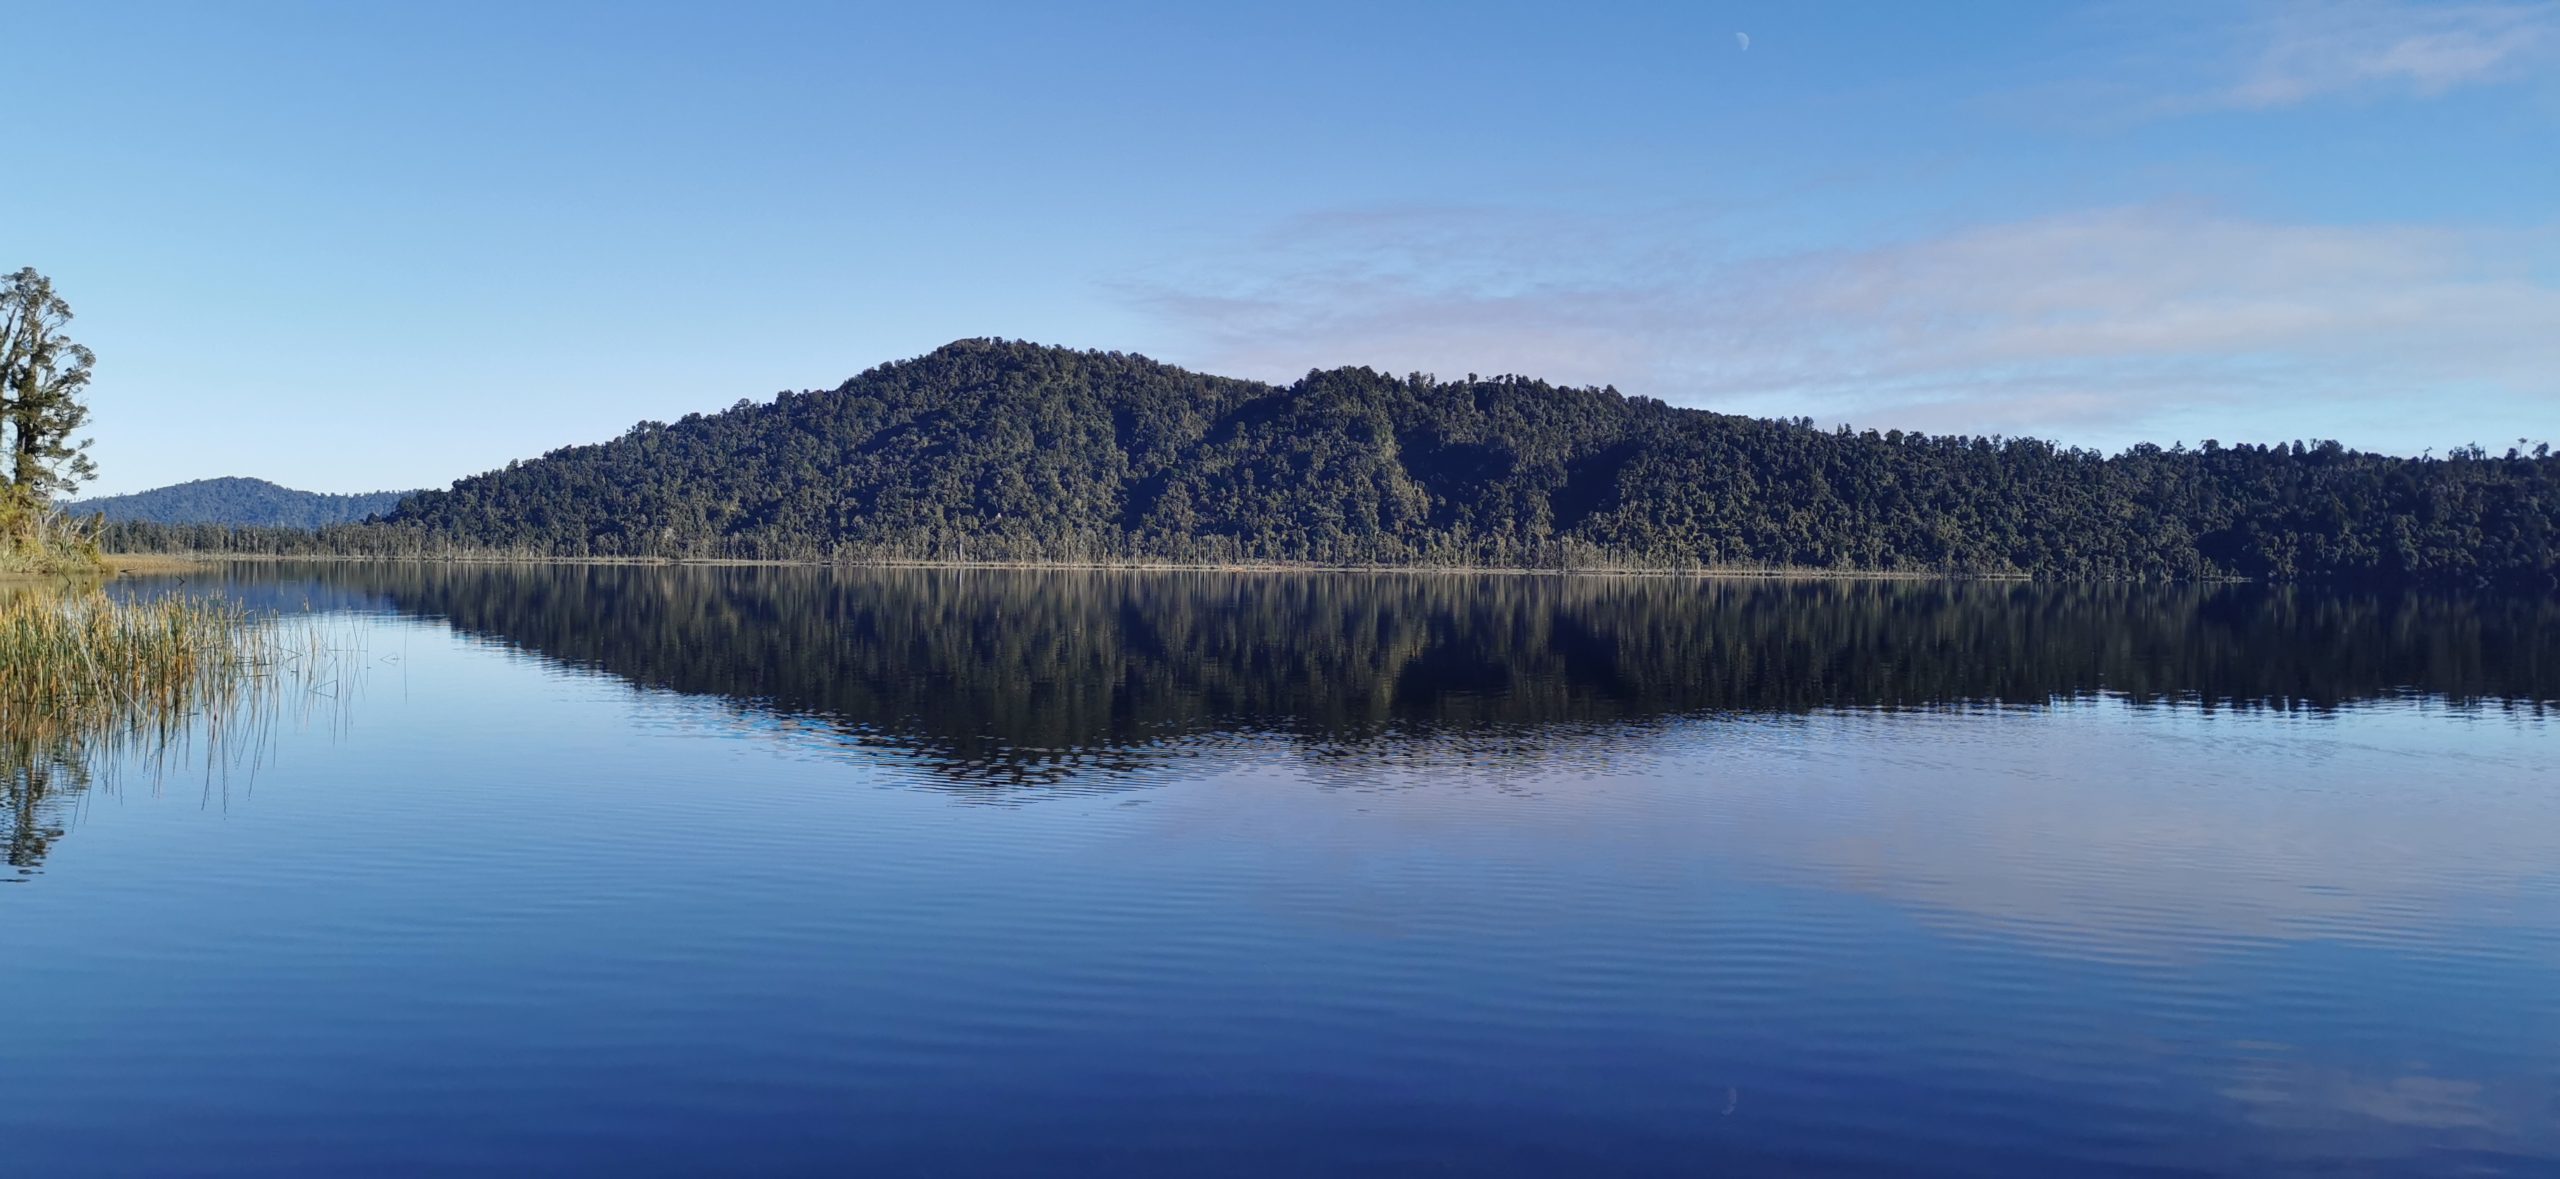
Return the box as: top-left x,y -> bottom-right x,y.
72,476 -> 418,529
352,338 -> 2556,584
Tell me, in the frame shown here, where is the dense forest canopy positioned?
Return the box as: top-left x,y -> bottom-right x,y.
103,340 -> 2560,584
69,477 -> 414,528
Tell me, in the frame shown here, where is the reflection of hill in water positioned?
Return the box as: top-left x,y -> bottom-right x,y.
228,564 -> 2560,790
220,565 -> 2560,787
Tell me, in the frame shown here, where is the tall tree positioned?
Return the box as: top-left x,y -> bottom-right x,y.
0,267 -> 99,510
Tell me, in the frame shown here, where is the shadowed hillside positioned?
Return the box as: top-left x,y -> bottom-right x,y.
105,341 -> 2560,583
70,477 -> 415,528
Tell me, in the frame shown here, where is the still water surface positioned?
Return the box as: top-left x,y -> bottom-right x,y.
6,566 -> 2557,1175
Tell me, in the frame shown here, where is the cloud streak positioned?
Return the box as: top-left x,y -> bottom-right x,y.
1122,204 -> 2560,451
2218,0 -> 2558,108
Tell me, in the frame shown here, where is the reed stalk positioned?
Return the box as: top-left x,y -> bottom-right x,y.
2,585 -> 356,878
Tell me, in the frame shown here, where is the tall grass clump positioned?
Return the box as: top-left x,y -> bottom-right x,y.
3,585 -> 354,878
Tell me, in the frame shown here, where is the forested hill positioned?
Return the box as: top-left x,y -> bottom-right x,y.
352,339 -> 2558,582
70,478 -> 414,528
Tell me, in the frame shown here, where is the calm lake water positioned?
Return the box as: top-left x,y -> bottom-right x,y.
6,565 -> 2558,1176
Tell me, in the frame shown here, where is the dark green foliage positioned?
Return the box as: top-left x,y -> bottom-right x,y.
1,267 -> 103,568
70,477 -> 415,528
111,340 -> 2560,584
1,268 -> 97,505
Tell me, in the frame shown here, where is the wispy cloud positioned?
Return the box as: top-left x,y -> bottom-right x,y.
2008,2 -> 2560,127
2218,0 -> 2558,108
1121,204 -> 2560,451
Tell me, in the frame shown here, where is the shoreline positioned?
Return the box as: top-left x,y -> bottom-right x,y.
103,553 -> 210,576
95,550 -> 2242,583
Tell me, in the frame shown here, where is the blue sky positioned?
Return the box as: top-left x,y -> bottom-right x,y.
11,0 -> 2555,495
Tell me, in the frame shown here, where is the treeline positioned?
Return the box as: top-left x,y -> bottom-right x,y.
96,520 -> 486,558
109,340 -> 2560,583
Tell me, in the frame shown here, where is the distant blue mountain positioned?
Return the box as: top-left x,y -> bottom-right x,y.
67,477 -> 419,528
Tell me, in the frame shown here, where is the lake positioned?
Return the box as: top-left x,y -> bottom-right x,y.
6,564 -> 2557,1176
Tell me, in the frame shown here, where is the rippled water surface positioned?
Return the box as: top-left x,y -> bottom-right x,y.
6,566 -> 2557,1175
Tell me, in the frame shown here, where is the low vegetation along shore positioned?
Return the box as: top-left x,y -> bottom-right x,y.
3,583 -> 356,875
5,588 -> 250,873
76,545 -> 1994,580
1,589 -> 253,731
0,587 -> 345,765
0,515 -> 103,575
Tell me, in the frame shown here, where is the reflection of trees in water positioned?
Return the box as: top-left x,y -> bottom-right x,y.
278,563 -> 2560,790
4,736 -> 83,877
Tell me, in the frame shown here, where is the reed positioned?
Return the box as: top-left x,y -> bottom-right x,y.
3,585 -> 356,878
